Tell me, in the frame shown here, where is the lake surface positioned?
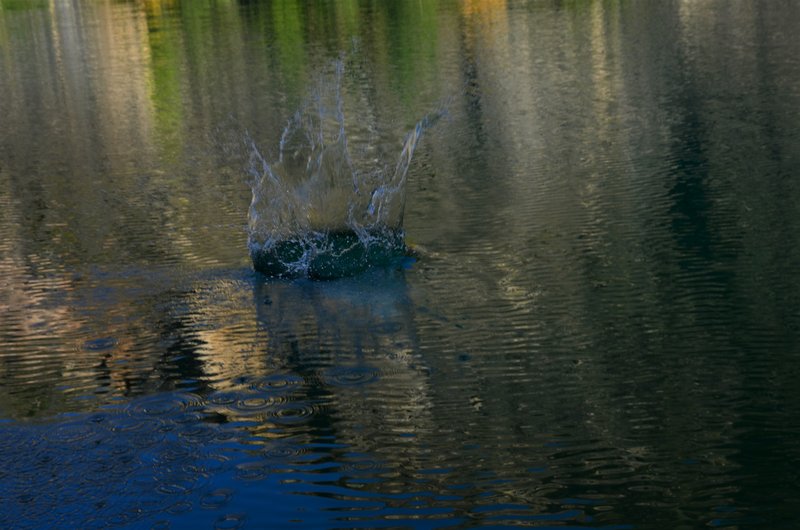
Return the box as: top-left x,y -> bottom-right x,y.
2,0 -> 800,528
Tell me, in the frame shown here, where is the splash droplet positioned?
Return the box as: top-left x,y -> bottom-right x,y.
247,58 -> 444,279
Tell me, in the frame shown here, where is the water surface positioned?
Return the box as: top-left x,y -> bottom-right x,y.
2,0 -> 800,528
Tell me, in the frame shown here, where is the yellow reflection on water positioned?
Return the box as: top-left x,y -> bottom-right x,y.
461,0 -> 507,18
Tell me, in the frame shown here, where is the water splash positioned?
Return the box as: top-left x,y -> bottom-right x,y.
247,59 -> 443,279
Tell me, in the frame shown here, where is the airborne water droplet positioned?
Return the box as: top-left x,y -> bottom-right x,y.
247,57 -> 445,279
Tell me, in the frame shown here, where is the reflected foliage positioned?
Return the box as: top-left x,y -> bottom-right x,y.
1,0 -> 800,528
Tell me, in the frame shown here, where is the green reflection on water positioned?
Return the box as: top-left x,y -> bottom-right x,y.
1,1 -> 800,525
272,0 -> 307,100
145,1 -> 185,162
0,0 -> 48,11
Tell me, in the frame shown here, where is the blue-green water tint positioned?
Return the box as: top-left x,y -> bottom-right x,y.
2,0 -> 800,528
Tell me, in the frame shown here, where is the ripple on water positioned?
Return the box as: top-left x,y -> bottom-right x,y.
0,352 -> 372,530
80,336 -> 118,352
205,390 -> 240,417
207,390 -> 239,407
233,396 -> 282,415
178,424 -> 219,445
154,471 -> 208,496
43,420 -> 107,444
152,445 -> 194,466
201,489 -> 234,510
214,513 -> 246,530
249,372 -> 305,394
105,416 -> 167,449
166,501 -> 194,515
235,460 -> 272,482
127,392 -> 204,418
262,444 -> 307,460
207,374 -> 306,418
321,365 -> 381,387
182,453 -> 230,477
266,402 -> 319,425
341,458 -> 382,474
106,415 -> 156,433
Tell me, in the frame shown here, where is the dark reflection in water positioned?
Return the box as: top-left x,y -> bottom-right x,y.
2,0 -> 800,528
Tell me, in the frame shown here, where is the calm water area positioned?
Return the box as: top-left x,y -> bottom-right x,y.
2,0 -> 800,528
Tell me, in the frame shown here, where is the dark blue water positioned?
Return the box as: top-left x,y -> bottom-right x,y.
2,0 -> 800,528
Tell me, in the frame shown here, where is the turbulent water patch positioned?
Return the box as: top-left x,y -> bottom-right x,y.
247,59 -> 442,279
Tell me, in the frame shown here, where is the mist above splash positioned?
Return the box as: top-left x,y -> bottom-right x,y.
246,58 -> 445,278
